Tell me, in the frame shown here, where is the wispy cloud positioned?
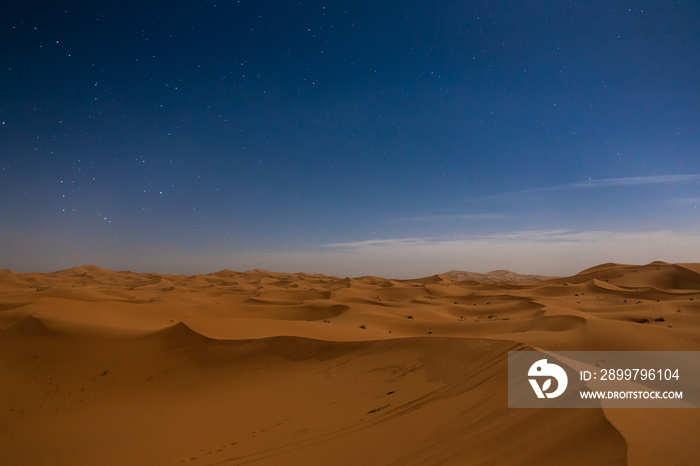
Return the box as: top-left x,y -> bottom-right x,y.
317,230 -> 700,277
322,229 -> 629,250
486,174 -> 700,201
662,197 -> 700,207
323,237 -> 438,249
568,174 -> 700,188
324,230 -> 571,249
394,213 -> 508,222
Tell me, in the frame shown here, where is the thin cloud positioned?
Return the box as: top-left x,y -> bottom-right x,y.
485,174 -> 700,201
395,213 -> 508,222
316,230 -> 700,277
321,229 -> 621,250
323,237 -> 437,249
569,174 -> 700,188
662,197 -> 700,206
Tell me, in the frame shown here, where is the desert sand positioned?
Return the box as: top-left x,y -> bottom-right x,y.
1,261 -> 699,465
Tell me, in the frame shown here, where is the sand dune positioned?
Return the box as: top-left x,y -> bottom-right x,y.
1,262 -> 699,465
442,269 -> 556,283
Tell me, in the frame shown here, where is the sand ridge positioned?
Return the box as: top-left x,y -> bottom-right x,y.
1,261 -> 699,465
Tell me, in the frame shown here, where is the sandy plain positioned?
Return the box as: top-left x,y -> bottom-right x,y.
1,261 -> 699,465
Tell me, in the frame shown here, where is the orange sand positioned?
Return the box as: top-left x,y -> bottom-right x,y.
1,261 -> 699,465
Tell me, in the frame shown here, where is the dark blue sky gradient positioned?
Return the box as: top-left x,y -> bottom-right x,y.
2,1 -> 700,276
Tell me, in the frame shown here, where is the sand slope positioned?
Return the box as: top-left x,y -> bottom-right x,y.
1,261 -> 699,465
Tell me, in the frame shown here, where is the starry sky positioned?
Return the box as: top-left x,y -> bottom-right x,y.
2,1 -> 700,277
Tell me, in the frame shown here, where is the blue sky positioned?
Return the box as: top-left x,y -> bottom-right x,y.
1,1 -> 699,277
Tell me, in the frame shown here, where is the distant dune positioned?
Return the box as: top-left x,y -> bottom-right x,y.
442,269 -> 556,283
1,262 -> 699,465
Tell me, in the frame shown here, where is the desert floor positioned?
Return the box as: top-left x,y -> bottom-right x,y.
1,261 -> 699,465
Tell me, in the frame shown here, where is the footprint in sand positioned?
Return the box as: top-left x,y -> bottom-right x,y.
208,441 -> 239,455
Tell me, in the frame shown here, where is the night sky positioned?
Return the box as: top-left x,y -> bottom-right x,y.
2,1 -> 700,277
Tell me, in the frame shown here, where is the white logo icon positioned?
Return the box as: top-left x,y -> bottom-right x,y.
528,359 -> 568,398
